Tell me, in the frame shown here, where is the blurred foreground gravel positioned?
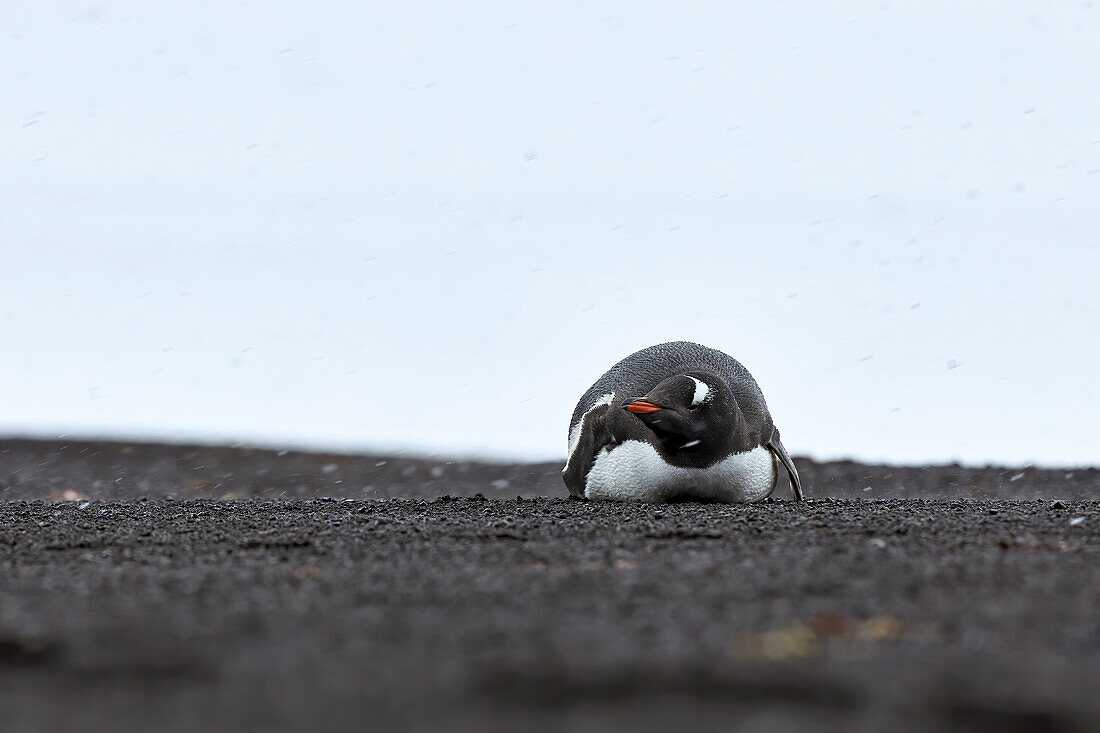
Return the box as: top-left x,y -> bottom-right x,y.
1,440 -> 1098,732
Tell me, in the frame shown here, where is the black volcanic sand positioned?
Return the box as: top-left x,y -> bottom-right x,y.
1,440 -> 1099,732
3,438 -> 1098,501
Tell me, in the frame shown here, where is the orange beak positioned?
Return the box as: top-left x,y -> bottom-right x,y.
624,401 -> 663,415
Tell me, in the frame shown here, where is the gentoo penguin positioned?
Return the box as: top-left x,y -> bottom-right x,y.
562,341 -> 803,502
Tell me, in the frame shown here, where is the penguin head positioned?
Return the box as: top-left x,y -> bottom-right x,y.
621,372 -> 737,460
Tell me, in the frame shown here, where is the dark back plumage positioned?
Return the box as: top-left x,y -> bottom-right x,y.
569,341 -> 773,448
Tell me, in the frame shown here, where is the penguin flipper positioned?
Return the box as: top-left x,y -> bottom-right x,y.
766,429 -> 804,501
562,404 -> 613,498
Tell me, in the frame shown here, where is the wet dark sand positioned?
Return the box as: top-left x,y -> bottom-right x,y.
2,439 -> 1098,732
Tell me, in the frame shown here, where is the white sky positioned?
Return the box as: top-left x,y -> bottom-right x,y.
2,2 -> 1098,466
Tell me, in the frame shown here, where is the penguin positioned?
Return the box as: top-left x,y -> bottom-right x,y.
562,341 -> 803,502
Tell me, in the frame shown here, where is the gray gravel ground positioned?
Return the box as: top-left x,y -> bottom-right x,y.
1,440 -> 1099,732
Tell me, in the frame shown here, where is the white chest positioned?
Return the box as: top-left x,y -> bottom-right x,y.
584,440 -> 777,503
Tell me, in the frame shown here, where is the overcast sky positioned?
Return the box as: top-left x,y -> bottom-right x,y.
3,2 -> 1098,466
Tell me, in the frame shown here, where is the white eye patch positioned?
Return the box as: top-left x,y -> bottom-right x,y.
686,376 -> 709,406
